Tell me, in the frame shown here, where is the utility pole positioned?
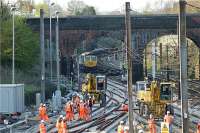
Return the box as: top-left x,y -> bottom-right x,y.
49,2 -> 55,81
11,6 -> 16,84
125,2 -> 134,133
179,0 -> 189,132
40,9 -> 45,102
152,41 -> 156,80
199,48 -> 200,80
160,43 -> 162,75
55,11 -> 60,91
166,45 -> 169,81
144,48 -> 147,77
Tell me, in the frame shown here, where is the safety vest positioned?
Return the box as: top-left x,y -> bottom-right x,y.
164,115 -> 173,124
65,104 -> 71,112
56,120 -> 63,133
61,121 -> 67,133
39,123 -> 46,133
117,125 -> 124,133
197,123 -> 200,133
39,107 -> 43,115
148,118 -> 156,133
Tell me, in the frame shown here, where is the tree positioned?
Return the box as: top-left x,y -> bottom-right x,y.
96,37 -> 122,48
0,2 -> 39,70
67,0 -> 96,16
34,3 -> 49,16
67,0 -> 86,15
142,0 -> 200,14
80,6 -> 96,15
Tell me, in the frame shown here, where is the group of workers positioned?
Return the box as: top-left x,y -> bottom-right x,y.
147,111 -> 174,133
117,110 -> 174,133
148,111 -> 174,133
38,94 -> 95,133
117,120 -> 129,133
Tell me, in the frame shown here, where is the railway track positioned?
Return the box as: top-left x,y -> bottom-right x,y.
109,76 -> 200,132
4,76 -> 200,132
42,79 -> 127,133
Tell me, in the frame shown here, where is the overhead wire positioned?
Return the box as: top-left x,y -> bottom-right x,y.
186,3 -> 200,10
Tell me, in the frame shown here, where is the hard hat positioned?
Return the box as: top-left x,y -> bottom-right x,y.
59,115 -> 63,118
138,130 -> 144,133
150,114 -> 153,118
80,100 -> 83,102
40,103 -> 43,106
167,111 -> 170,114
41,120 -> 45,123
120,121 -> 124,124
43,104 -> 46,107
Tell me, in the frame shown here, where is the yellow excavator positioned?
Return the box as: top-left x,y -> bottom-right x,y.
82,73 -> 106,105
136,80 -> 175,117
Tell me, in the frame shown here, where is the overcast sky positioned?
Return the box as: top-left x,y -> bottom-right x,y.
7,0 -> 177,12
33,0 -> 168,12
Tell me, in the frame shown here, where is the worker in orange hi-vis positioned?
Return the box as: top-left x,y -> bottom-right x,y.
79,100 -> 85,120
164,111 -> 174,133
61,117 -> 68,133
65,102 -> 71,121
41,104 -> 49,122
197,121 -> 200,133
117,121 -> 124,133
148,114 -> 156,133
65,102 -> 74,121
84,102 -> 90,121
39,120 -> 46,133
75,95 -> 80,111
56,115 -> 63,133
70,101 -> 74,120
38,103 -> 43,120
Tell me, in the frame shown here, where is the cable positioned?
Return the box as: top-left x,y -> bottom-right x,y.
186,3 -> 200,10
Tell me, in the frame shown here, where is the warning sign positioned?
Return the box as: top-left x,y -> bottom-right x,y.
161,122 -> 169,133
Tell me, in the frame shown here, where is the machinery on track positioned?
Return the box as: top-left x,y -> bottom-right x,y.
136,80 -> 174,118
82,73 -> 107,106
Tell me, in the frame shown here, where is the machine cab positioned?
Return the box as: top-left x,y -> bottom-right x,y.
96,75 -> 106,91
136,81 -> 150,92
160,82 -> 173,101
96,75 -> 107,107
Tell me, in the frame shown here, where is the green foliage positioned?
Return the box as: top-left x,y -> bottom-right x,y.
96,37 -> 122,48
67,0 -> 96,16
34,3 -> 49,16
142,0 -> 200,14
0,3 -> 39,70
80,6 -> 96,15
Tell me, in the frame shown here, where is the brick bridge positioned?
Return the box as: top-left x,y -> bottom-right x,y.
26,14 -> 200,81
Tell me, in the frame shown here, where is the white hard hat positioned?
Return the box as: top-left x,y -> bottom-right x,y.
59,115 -> 63,118
41,120 -> 45,123
138,130 -> 144,133
167,111 -> 170,114
43,104 -> 46,107
120,121 -> 124,124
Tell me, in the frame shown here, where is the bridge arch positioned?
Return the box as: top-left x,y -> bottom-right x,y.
142,34 -> 199,80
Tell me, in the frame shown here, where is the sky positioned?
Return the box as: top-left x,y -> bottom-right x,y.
6,0 -> 177,12
33,0 -> 165,12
